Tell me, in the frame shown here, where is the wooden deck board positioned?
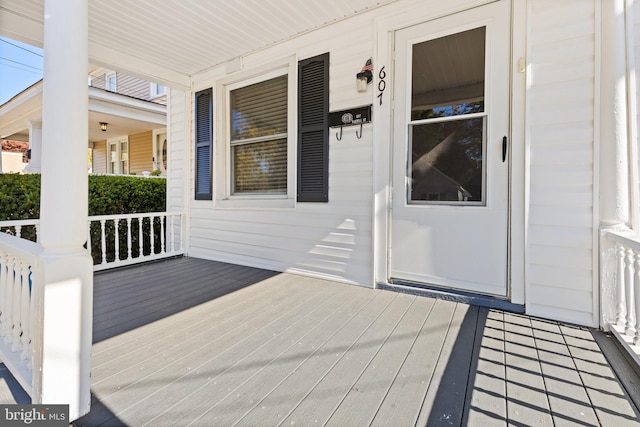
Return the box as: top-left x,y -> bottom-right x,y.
530,319 -> 602,426
95,276 -> 341,425
417,303 -> 477,426
560,325 -> 640,426
12,256 -> 626,427
503,312 -> 553,426
462,308 -> 507,426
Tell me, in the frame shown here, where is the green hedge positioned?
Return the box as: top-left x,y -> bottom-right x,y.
0,174 -> 166,263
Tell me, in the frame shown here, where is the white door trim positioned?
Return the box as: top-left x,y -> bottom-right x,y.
372,0 -> 527,305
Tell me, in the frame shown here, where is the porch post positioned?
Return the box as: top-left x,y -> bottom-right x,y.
0,140 -> 3,173
32,0 -> 93,421
600,0 -> 631,326
23,121 -> 42,174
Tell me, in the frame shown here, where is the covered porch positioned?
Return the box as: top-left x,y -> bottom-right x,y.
1,257 -> 637,426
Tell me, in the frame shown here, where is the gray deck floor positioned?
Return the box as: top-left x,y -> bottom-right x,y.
3,257 -> 640,426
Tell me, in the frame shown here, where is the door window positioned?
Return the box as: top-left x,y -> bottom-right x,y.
408,27 -> 487,205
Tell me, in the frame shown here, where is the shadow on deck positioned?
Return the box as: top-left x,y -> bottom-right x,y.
15,256 -> 638,426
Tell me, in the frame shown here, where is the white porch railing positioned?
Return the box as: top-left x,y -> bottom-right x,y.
602,229 -> 640,364
1,211 -> 185,271
88,212 -> 185,271
0,232 -> 42,396
0,219 -> 40,242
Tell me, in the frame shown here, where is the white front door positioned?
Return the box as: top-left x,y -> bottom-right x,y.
389,1 -> 511,296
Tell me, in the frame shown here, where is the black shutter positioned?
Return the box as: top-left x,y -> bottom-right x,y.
298,53 -> 329,202
195,88 -> 212,200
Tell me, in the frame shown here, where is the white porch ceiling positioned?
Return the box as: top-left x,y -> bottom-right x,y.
0,0 -> 397,87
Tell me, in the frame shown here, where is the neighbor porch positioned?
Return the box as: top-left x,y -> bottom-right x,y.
1,257 -> 637,426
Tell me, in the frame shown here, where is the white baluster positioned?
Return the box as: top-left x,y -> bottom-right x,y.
10,259 -> 21,349
150,215 -> 155,255
634,252 -> 640,345
100,219 -> 107,265
34,223 -> 39,243
138,217 -> 143,257
86,221 -> 92,256
617,244 -> 627,326
626,249 -> 636,336
169,214 -> 175,253
179,214 -> 184,252
4,256 -> 15,344
160,215 -> 166,254
0,252 -> 7,334
15,226 -> 21,239
127,218 -> 133,260
114,219 -> 120,261
19,263 -> 30,361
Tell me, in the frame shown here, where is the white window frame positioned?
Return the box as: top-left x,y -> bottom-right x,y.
106,71 -> 117,92
107,136 -> 129,174
150,82 -> 167,97
214,56 -> 297,209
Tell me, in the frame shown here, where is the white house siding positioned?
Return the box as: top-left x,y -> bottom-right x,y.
128,130 -> 152,173
526,0 -> 597,326
92,140 -> 107,174
186,10 -> 381,286
168,0 -> 603,325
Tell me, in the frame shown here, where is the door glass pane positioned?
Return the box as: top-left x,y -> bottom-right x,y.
408,26 -> 486,205
409,117 -> 485,203
411,27 -> 485,120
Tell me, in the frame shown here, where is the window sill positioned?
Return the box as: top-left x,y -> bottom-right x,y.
215,197 -> 295,210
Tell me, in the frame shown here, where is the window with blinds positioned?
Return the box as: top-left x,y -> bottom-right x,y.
230,75 -> 288,195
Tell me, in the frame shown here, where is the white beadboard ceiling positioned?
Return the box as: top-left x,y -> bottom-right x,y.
0,0 -> 397,87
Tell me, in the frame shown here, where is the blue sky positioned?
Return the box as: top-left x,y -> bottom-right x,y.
0,36 -> 43,105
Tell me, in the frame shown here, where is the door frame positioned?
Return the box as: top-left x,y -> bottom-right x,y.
372,0 -> 527,305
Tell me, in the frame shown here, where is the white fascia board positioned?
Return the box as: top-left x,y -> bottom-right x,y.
0,85 -> 43,139
89,42 -> 191,90
89,87 -> 166,114
89,98 -> 166,126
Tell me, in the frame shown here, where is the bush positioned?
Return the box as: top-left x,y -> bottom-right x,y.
0,174 -> 167,263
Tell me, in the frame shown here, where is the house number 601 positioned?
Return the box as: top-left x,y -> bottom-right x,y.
377,66 -> 386,106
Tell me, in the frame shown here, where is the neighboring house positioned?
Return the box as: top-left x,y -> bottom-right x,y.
0,0 -> 637,421
0,71 -> 167,176
0,140 -> 28,173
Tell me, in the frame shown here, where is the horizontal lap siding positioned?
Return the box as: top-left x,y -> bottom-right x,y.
92,140 -> 107,174
188,12 -> 377,285
527,0 -> 597,326
128,130 -> 152,173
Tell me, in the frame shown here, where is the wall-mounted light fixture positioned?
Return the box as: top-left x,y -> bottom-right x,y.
357,58 -> 373,93
100,122 -> 108,132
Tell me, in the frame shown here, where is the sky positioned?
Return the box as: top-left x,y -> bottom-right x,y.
0,36 -> 43,105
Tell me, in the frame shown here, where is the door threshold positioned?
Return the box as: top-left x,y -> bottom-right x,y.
381,280 -> 524,313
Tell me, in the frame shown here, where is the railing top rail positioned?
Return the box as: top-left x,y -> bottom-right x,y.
0,232 -> 43,262
89,211 -> 184,221
0,219 -> 40,227
605,229 -> 640,252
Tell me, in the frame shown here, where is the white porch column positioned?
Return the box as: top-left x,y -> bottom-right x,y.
23,121 -> 42,174
32,0 -> 93,421
0,140 -> 3,173
600,0 -> 630,229
600,0 -> 632,326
